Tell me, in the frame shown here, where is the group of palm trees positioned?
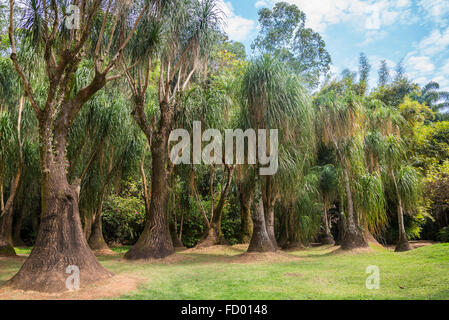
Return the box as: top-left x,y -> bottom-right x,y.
0,0 -> 447,294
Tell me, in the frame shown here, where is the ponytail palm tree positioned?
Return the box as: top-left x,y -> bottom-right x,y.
7,0 -> 152,292
241,54 -> 314,251
123,0 -> 223,259
383,135 -> 421,252
315,87 -> 368,250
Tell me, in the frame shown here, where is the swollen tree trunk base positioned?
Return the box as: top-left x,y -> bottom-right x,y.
5,186 -> 113,293
124,242 -> 174,260
280,241 -> 304,250
248,232 -> 277,253
172,234 -> 185,249
395,236 -> 411,252
0,241 -> 16,257
247,199 -> 276,253
88,224 -> 115,256
88,214 -> 114,255
196,227 -> 229,249
341,229 -> 368,250
241,234 -> 252,244
319,233 -> 336,245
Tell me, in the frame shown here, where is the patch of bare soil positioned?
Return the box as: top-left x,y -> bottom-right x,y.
386,240 -> 438,251
118,253 -> 190,264
329,246 -> 375,255
184,245 -> 245,256
230,251 -> 302,264
93,249 -> 119,256
0,273 -> 144,300
0,255 -> 27,262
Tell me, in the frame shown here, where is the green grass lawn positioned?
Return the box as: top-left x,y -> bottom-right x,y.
1,244 -> 448,300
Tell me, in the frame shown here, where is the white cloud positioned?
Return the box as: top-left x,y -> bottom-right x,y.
419,0 -> 449,27
218,1 -> 256,42
417,27 -> 449,56
407,56 -> 435,73
259,0 -> 413,33
255,0 -> 269,8
397,0 -> 410,7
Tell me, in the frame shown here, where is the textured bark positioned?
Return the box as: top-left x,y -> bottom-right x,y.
124,127 -> 174,260
5,111 -> 112,291
340,166 -> 368,250
238,182 -> 254,244
6,163 -> 112,292
5,0 -> 143,291
248,197 -> 276,253
262,176 -> 277,248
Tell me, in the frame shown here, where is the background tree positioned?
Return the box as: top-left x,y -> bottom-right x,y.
357,52 -> 371,95
378,60 -> 390,87
251,2 -> 331,89
411,81 -> 449,113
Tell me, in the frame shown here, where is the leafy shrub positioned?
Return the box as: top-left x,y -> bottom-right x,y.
437,227 -> 449,243
102,195 -> 145,245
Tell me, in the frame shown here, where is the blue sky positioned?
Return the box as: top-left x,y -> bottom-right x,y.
218,0 -> 449,91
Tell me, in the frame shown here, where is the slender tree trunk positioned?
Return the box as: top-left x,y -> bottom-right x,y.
0,164 -> 21,256
82,208 -> 94,242
170,198 -> 184,249
197,166 -> 234,248
287,203 -> 303,248
12,189 -> 26,247
278,208 -> 289,249
262,176 -> 277,248
124,127 -> 174,259
391,169 -> 411,252
0,97 -> 24,256
340,166 -> 368,250
0,181 -> 4,213
238,182 -> 254,244
320,197 -> 335,245
6,122 -> 112,292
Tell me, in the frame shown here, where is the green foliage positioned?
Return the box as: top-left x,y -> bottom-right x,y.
251,2 -> 331,88
437,227 -> 449,242
411,81 -> 449,112
378,60 -> 390,87
102,195 -> 145,245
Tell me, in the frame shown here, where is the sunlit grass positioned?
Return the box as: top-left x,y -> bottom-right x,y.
2,243 -> 448,299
